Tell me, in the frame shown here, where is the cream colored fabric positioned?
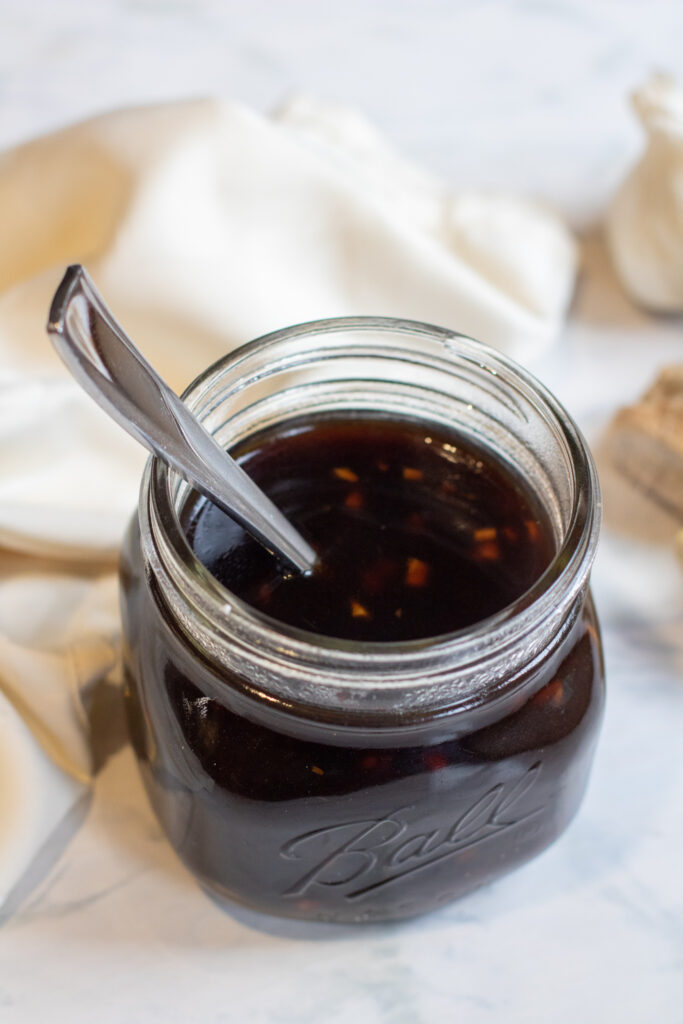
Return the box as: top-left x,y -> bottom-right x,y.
0,96 -> 577,910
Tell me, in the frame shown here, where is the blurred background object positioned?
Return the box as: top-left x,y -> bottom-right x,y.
604,364 -> 683,519
607,74 -> 683,313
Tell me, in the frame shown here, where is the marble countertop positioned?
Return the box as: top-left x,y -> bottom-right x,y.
1,3 -> 682,1022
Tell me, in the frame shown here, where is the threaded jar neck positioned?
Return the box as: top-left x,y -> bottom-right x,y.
140,317 -> 600,730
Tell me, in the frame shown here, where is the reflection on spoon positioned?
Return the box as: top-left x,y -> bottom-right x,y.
47,265 -> 317,575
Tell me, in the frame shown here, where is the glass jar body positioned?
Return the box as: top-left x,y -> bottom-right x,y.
120,318 -> 605,923
121,526 -> 603,922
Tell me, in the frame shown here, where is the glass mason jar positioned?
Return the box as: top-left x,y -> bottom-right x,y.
119,317 -> 604,924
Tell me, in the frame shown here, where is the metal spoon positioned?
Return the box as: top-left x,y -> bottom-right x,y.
47,265 -> 317,574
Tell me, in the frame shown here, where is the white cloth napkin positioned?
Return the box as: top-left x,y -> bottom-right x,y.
0,95 -> 577,912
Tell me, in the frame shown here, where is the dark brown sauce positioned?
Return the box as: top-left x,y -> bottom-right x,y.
182,414 -> 555,641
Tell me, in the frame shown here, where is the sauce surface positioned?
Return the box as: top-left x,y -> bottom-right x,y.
182,414 -> 555,641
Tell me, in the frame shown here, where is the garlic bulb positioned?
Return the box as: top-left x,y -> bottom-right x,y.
607,74 -> 683,312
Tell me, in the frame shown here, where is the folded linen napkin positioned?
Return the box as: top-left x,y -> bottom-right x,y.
0,96 -> 577,912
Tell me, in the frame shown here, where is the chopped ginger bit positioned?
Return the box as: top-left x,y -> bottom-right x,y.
350,599 -> 371,619
525,519 -> 540,542
394,608 -> 403,618
333,466 -> 359,482
425,752 -> 449,771
405,557 -> 430,587
377,460 -> 389,472
475,540 -> 501,562
502,526 -> 518,543
474,527 -> 497,542
402,467 -> 423,481
344,490 -> 364,509
311,765 -> 324,776
531,678 -> 564,708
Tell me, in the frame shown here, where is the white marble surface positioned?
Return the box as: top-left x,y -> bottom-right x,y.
1,3 -> 682,1022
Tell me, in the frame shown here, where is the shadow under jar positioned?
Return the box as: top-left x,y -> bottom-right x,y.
120,318 -> 604,924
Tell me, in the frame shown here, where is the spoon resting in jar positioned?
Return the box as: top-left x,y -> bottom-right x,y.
47,265 -> 317,575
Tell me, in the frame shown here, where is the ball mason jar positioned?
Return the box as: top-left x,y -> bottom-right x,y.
119,317 -> 604,923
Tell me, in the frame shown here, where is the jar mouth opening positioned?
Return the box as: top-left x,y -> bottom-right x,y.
147,316 -> 600,669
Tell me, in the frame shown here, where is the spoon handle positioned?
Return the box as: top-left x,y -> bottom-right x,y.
47,265 -> 316,574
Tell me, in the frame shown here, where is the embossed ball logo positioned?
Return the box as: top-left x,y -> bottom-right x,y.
280,762 -> 544,901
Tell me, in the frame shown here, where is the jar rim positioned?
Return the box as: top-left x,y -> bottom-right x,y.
143,316 -> 600,709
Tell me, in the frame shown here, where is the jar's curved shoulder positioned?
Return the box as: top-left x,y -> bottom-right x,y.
462,591 -> 604,761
